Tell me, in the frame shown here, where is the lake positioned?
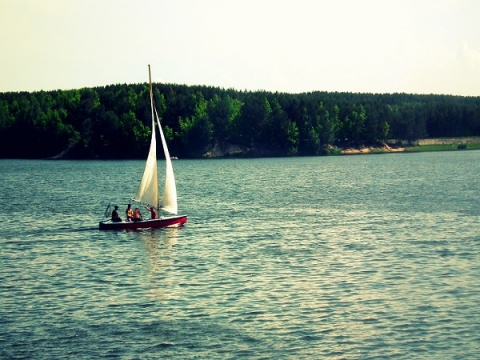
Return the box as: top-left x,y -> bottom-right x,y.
1,151 -> 479,359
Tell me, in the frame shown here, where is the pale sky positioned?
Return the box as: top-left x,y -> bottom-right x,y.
1,0 -> 479,96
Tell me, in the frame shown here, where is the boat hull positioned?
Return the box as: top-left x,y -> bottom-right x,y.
99,215 -> 187,230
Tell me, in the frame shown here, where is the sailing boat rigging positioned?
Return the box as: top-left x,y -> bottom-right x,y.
99,66 -> 187,230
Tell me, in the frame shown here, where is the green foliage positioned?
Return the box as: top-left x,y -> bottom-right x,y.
177,93 -> 213,157
287,121 -> 299,155
0,100 -> 14,131
208,94 -> 243,143
381,121 -> 390,141
1,83 -> 479,159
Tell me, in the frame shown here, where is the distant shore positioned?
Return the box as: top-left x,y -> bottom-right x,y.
38,136 -> 480,160
340,137 -> 480,155
340,144 -> 404,155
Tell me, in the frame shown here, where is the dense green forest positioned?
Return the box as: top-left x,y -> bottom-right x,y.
1,83 -> 479,159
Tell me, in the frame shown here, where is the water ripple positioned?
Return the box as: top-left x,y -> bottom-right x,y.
1,155 -> 480,358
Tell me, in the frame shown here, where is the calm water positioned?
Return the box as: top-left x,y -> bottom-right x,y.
1,152 -> 479,359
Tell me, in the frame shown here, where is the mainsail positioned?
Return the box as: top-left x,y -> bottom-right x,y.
133,81 -> 158,208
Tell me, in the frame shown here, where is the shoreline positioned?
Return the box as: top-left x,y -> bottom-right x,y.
341,137 -> 480,155
340,146 -> 405,155
15,137 -> 480,160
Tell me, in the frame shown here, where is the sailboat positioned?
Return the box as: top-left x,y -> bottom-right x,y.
99,66 -> 187,230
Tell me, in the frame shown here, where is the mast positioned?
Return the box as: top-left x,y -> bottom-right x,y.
148,64 -> 159,209
133,65 -> 159,208
148,64 -> 157,209
148,64 -> 153,100
148,65 -> 155,142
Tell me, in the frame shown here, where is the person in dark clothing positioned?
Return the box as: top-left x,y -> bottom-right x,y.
111,205 -> 122,222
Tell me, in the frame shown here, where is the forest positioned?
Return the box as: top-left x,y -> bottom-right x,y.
1,83 -> 479,159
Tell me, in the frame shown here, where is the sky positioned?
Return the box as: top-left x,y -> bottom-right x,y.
1,0 -> 480,96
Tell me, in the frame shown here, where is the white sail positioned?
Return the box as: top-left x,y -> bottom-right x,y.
155,108 -> 178,214
133,73 -> 159,208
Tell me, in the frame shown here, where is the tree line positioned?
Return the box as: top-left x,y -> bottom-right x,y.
1,83 -> 479,159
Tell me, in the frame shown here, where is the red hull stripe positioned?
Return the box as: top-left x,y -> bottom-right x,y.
99,215 -> 187,230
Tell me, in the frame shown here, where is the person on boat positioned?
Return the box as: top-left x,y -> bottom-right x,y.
133,207 -> 142,221
126,204 -> 134,222
145,205 -> 157,219
111,206 -> 122,222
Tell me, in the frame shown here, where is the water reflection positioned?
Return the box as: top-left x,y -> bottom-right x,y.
138,228 -> 180,301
